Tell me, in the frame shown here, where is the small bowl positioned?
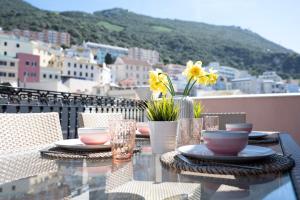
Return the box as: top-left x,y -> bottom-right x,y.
226,123 -> 253,134
202,130 -> 248,155
136,122 -> 150,136
78,128 -> 110,145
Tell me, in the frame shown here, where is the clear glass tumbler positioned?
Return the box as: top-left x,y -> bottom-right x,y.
204,116 -> 219,131
109,120 -> 136,162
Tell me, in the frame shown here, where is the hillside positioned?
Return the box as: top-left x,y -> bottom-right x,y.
0,0 -> 300,78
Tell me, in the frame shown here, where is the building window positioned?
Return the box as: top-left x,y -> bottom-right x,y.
86,65 -> 88,69
0,72 -> 7,77
91,73 -> 93,78
16,43 -> 20,48
4,51 -> 7,56
12,185 -> 16,191
68,71 -> 70,75
0,61 -> 7,66
74,63 -> 77,68
8,73 -> 15,77
126,65 -> 128,70
49,74 -> 52,79
74,71 -> 77,76
86,72 -> 88,77
23,72 -> 26,76
68,62 -> 71,67
79,72 -> 82,77
4,42 -> 7,46
10,62 -> 15,67
91,66 -> 94,70
55,75 -> 58,79
43,74 -> 46,78
25,61 -> 30,66
80,64 -> 82,69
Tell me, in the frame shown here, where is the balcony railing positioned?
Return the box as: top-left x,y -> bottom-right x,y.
0,86 -> 146,139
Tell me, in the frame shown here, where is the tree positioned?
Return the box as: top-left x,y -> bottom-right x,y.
104,53 -> 115,64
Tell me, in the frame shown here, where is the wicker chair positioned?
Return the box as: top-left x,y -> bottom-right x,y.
78,113 -> 124,128
0,112 -> 63,154
202,112 -> 246,130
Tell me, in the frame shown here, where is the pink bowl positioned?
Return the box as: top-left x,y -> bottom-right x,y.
202,130 -> 248,155
78,128 -> 110,145
136,122 -> 150,135
226,123 -> 253,134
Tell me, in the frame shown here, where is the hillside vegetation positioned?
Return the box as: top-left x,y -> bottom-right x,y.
0,0 -> 300,78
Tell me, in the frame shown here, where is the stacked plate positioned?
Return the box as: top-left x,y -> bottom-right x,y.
54,139 -> 111,151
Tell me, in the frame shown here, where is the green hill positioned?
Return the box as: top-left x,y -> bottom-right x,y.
0,0 -> 300,78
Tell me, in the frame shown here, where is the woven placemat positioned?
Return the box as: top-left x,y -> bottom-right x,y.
160,151 -> 294,176
40,146 -> 112,160
248,137 -> 279,144
40,146 -> 143,160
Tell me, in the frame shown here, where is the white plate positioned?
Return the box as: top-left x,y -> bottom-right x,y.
249,131 -> 268,139
177,144 -> 275,162
54,139 -> 111,151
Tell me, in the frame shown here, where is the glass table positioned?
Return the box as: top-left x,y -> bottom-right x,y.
0,134 -> 298,200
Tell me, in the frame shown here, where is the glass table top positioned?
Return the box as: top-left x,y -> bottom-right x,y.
0,141 -> 297,200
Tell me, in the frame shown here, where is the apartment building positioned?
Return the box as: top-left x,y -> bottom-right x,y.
11,29 -> 71,47
62,56 -> 100,81
0,33 -> 32,57
128,47 -> 159,65
16,53 -> 40,83
40,67 -> 61,82
83,42 -> 128,64
0,56 -> 19,86
111,56 -> 152,87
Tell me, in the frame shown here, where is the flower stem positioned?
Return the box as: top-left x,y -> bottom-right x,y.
183,77 -> 193,96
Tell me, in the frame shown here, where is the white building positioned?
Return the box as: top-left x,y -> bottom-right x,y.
0,33 -> 32,57
83,42 -> 128,64
40,67 -> 61,82
163,64 -> 185,75
259,71 -> 283,82
62,56 -> 100,81
207,62 -> 250,81
128,47 -> 160,65
111,56 -> 152,87
231,77 -> 262,94
0,55 -> 19,86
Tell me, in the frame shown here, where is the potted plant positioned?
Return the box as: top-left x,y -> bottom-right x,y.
146,97 -> 179,153
149,60 -> 218,118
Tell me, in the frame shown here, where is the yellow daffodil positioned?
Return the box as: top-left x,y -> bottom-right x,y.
207,69 -> 218,85
149,69 -> 168,94
183,60 -> 205,81
197,72 -> 209,85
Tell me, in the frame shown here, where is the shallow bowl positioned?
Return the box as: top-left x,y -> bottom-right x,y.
226,123 -> 253,133
78,128 -> 110,145
136,122 -> 150,135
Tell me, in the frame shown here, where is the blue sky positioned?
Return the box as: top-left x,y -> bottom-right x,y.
25,0 -> 300,53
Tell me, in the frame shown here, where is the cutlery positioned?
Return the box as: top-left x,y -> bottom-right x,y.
176,154 -> 263,170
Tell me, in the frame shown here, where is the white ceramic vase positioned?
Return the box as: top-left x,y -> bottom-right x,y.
173,96 -> 194,119
148,121 -> 178,154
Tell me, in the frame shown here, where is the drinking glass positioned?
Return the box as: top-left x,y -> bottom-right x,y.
109,120 -> 136,162
204,116 -> 219,131
176,118 -> 203,148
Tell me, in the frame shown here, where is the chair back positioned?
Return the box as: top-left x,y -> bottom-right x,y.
79,113 -> 124,128
0,112 -> 63,154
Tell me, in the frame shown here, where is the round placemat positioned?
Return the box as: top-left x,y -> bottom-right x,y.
41,146 -> 142,160
160,151 -> 294,176
248,137 -> 279,144
40,146 -> 112,160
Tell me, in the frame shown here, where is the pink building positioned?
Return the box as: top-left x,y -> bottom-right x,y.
16,53 -> 40,83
